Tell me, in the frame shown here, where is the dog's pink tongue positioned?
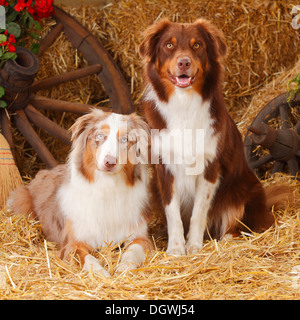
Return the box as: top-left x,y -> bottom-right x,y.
176,76 -> 191,87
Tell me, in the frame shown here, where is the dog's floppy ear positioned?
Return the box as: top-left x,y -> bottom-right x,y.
130,114 -> 151,138
70,109 -> 106,142
70,114 -> 92,142
139,19 -> 171,61
194,19 -> 227,59
128,114 -> 151,164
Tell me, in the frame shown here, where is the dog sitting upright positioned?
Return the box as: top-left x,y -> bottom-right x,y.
7,109 -> 152,276
139,19 -> 289,256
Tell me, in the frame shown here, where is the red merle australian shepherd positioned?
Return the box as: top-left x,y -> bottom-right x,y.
139,18 -> 290,255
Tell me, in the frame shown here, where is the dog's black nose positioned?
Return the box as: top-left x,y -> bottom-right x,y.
177,57 -> 191,71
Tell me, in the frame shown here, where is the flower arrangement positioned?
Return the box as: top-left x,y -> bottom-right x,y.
0,0 -> 54,108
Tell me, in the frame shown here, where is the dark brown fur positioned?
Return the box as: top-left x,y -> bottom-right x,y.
139,19 -> 291,240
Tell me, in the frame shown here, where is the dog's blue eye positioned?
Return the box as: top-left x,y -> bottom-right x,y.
96,133 -> 105,141
120,136 -> 128,143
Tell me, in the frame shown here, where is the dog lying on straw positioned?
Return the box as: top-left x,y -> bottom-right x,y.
7,109 -> 152,276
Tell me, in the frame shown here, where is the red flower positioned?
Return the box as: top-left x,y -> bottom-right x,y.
14,3 -> 25,12
0,41 -> 8,47
0,0 -> 8,6
7,43 -> 15,53
14,0 -> 32,12
4,30 -> 8,36
31,0 -> 54,20
27,5 -> 34,15
13,0 -> 54,20
8,34 -> 16,44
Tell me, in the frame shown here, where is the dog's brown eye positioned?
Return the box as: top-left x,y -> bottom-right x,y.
193,43 -> 200,49
166,43 -> 174,49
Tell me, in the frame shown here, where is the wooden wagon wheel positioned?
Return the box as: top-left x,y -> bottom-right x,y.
0,6 -> 134,169
244,92 -> 300,178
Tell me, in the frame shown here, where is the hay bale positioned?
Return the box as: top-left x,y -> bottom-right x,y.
238,59 -> 300,135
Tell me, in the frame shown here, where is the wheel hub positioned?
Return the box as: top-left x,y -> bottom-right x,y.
248,123 -> 300,162
244,92 -> 300,178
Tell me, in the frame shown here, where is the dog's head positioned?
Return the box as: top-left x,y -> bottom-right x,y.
139,19 -> 227,99
70,109 -> 150,183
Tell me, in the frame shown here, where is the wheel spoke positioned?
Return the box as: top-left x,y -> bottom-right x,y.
271,161 -> 285,174
250,153 -> 273,169
32,64 -> 103,92
30,95 -> 111,114
24,104 -> 71,145
53,5 -> 134,114
37,22 -> 64,57
295,119 -> 300,134
287,157 -> 299,176
279,104 -> 291,129
13,110 -> 58,168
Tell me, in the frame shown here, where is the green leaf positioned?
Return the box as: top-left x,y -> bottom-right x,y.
0,86 -> 5,98
0,100 -> 7,109
3,52 -> 17,60
29,32 -> 41,41
6,10 -> 19,23
33,20 -> 42,31
27,15 -> 42,31
6,22 -> 21,38
30,42 -> 40,55
287,73 -> 300,104
0,34 -> 7,42
0,48 -> 2,58
21,11 -> 30,29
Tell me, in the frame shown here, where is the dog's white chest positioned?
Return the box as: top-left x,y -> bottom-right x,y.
57,169 -> 148,248
149,88 -> 218,170
147,87 -> 219,199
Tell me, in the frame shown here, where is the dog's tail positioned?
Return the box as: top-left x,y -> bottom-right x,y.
6,186 -> 35,217
265,184 -> 294,213
242,183 -> 294,235
261,184 -> 294,232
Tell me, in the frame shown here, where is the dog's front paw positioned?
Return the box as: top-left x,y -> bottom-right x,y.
115,261 -> 138,274
166,243 -> 186,256
185,241 -> 203,255
83,254 -> 110,277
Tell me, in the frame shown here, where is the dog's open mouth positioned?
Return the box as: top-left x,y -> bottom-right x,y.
169,73 -> 196,88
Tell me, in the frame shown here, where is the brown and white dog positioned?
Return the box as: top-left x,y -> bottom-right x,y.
7,109 -> 152,276
139,19 -> 288,255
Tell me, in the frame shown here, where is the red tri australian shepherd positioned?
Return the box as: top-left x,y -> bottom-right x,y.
7,109 -> 152,276
139,18 -> 289,255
